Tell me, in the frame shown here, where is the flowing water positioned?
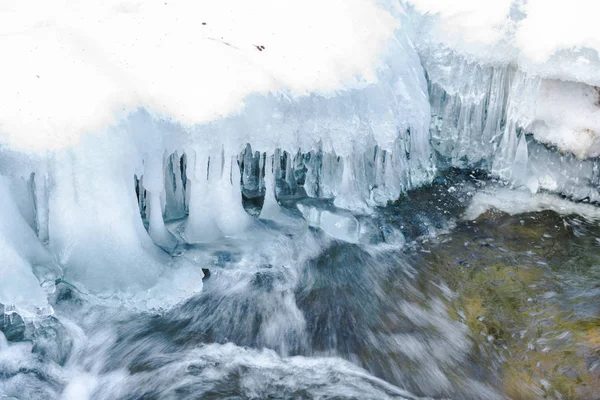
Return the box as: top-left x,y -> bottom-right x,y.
1,171 -> 599,400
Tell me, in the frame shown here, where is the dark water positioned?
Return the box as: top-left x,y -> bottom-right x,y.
1,173 -> 599,399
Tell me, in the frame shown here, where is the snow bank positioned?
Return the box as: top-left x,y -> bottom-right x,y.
529,80 -> 600,159
0,0 -> 399,153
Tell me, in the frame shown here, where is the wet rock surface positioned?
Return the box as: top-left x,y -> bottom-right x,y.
414,206 -> 600,399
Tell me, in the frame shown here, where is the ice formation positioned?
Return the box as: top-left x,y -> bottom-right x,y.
408,0 -> 600,198
0,0 -> 434,315
1,0 -> 600,318
2,3 -> 600,400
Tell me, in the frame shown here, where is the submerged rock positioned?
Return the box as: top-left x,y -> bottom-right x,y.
417,208 -> 600,399
0,304 -> 26,343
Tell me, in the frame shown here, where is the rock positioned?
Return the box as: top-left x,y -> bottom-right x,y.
31,316 -> 73,366
202,268 -> 211,281
558,366 -> 580,379
0,304 -> 26,342
585,355 -> 600,376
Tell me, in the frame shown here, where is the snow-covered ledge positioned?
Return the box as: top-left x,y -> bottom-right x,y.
0,0 -> 433,314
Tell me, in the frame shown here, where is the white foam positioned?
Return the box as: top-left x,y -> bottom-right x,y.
60,374 -> 98,400
516,0 -> 600,65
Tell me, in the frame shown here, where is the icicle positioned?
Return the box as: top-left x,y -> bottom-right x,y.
182,153 -> 191,214
284,152 -> 298,194
334,155 -> 371,213
384,150 -> 402,200
242,144 -> 259,195
425,51 -> 515,168
258,152 -> 265,193
0,175 -> 57,274
33,172 -> 50,244
143,153 -> 177,252
481,67 -> 511,151
260,155 -> 282,220
293,148 -> 306,191
493,121 -> 520,181
371,146 -> 388,204
303,149 -> 320,198
320,151 -> 342,198
183,150 -> 222,243
164,152 -> 186,221
137,176 -> 147,222
147,190 -> 178,252
512,133 -> 539,193
511,133 -> 528,182
7,174 -> 37,232
214,153 -> 252,235
273,148 -> 283,196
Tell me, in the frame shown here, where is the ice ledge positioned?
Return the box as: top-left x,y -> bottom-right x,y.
418,43 -> 600,203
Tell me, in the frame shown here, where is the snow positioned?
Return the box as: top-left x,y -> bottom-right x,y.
465,186 -> 600,222
0,0 -> 399,153
408,0 -> 514,47
409,0 -> 600,86
0,177 -> 53,315
528,80 -> 600,159
516,0 -> 600,67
